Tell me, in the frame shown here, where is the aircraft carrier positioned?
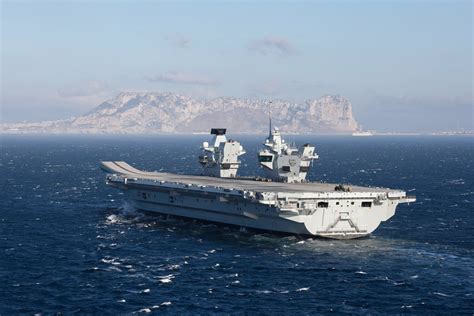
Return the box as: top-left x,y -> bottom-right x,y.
101,125 -> 415,239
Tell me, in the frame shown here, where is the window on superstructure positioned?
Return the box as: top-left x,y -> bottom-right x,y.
317,201 -> 329,208
361,201 -> 372,207
259,155 -> 273,162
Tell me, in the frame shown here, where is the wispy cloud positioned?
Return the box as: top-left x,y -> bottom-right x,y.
166,34 -> 192,48
145,71 -> 217,85
249,81 -> 282,96
58,81 -> 108,98
56,81 -> 114,109
248,36 -> 295,56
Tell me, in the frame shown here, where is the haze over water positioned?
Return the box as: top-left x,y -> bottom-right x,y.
1,135 -> 472,314
2,1 -> 472,132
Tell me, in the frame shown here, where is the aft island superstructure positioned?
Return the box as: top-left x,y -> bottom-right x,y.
101,126 -> 415,239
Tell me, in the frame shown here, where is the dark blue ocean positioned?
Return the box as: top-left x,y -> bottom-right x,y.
1,135 -> 473,314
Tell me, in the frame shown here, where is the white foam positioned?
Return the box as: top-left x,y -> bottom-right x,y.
296,287 -> 310,292
433,292 -> 453,297
158,274 -> 174,283
159,278 -> 172,283
168,264 -> 180,270
106,215 -> 120,224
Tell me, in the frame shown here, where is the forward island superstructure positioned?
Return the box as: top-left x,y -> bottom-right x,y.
101,125 -> 415,239
258,119 -> 318,183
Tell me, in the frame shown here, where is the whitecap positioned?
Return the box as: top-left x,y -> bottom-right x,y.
447,179 -> 464,185
355,271 -> 367,275
106,266 -> 122,272
296,287 -> 310,291
433,292 -> 453,298
159,278 -> 172,284
168,264 -> 180,270
161,301 -> 172,306
138,308 -> 151,313
106,215 -> 120,224
157,274 -> 174,283
257,290 -> 271,294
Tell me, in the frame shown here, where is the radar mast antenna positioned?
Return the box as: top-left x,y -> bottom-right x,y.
268,101 -> 273,137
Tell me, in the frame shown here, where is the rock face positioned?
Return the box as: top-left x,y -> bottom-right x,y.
1,92 -> 359,134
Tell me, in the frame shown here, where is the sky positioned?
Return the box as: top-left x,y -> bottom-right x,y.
1,0 -> 472,132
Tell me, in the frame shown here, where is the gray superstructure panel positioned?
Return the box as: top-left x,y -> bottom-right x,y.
101,161 -> 393,194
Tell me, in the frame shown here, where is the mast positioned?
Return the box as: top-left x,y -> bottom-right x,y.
268,101 -> 272,137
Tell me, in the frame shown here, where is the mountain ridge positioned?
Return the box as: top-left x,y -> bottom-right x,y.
1,92 -> 359,134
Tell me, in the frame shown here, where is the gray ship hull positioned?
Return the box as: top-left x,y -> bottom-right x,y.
101,161 -> 415,239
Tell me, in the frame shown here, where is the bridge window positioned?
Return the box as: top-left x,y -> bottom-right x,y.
282,166 -> 290,172
317,201 -> 329,208
259,155 -> 273,162
361,201 -> 372,207
300,166 -> 309,172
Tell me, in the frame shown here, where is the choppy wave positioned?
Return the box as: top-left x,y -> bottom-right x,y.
1,135 -> 473,314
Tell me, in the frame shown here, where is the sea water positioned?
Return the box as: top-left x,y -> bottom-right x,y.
1,135 -> 472,314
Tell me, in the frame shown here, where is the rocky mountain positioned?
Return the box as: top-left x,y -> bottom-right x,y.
1,92 -> 359,134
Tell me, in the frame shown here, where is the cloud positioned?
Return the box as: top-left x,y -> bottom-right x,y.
58,81 -> 108,98
249,81 -> 282,96
248,36 -> 295,55
56,81 -> 114,109
145,71 -> 217,85
166,34 -> 191,48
